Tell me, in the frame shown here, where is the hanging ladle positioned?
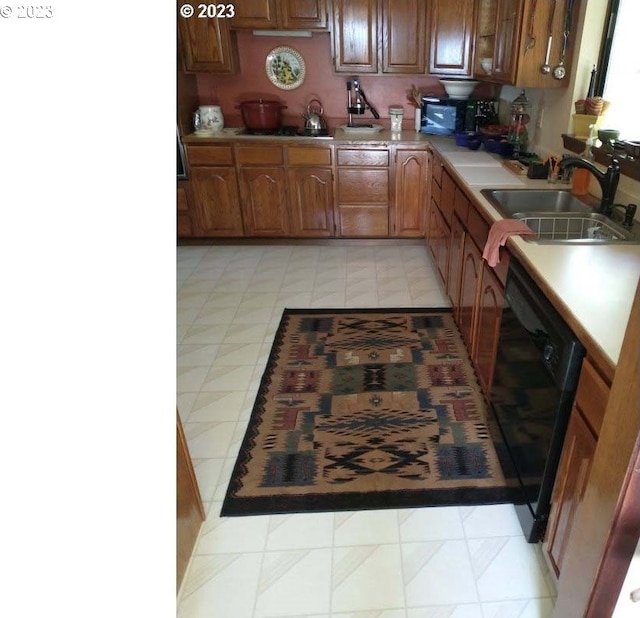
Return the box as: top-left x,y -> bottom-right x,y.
552,30 -> 568,79
540,0 -> 556,74
552,0 -> 576,79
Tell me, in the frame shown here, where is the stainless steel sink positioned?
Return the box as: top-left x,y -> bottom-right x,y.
481,189 -> 640,244
513,212 -> 638,244
481,189 -> 593,217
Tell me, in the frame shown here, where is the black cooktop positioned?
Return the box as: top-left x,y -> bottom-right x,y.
243,126 -> 330,137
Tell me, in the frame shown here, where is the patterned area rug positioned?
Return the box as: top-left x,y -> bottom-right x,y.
222,308 -> 515,516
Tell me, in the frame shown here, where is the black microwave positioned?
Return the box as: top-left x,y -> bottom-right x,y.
420,96 -> 495,136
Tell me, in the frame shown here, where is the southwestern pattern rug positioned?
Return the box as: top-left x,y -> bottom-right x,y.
221,308 -> 515,516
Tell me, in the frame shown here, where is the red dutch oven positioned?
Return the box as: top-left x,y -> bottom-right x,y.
237,99 -> 287,131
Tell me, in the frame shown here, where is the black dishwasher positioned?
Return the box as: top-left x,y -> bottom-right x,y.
488,259 -> 585,542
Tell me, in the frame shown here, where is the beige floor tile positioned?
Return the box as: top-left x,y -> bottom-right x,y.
334,510 -> 400,546
402,540 -> 478,606
332,544 -> 405,612
254,549 -> 332,617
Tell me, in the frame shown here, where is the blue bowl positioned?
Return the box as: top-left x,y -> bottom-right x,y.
482,137 -> 514,157
455,132 -> 480,147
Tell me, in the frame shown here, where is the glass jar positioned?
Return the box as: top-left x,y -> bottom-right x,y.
507,90 -> 530,157
389,106 -> 404,132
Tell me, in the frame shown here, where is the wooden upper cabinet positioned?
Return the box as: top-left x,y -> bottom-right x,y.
333,0 -> 378,73
474,0 -> 577,88
177,1 -> 238,72
231,0 -> 328,30
492,0 -> 521,82
382,0 -> 427,74
428,0 -> 475,76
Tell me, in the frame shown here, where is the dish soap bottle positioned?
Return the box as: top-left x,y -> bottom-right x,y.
572,124 -> 596,196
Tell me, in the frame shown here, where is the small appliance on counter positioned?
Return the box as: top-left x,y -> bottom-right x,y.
346,76 -> 380,127
420,96 -> 498,136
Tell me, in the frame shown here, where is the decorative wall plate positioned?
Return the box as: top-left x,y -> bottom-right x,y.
265,46 -> 306,90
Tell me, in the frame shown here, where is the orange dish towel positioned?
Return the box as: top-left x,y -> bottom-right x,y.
482,219 -> 536,267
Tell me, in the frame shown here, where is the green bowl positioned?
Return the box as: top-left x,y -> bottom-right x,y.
598,128 -> 620,143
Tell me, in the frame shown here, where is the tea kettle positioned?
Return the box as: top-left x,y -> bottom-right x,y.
302,98 -> 328,135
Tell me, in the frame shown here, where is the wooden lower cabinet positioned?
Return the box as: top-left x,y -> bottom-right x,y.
457,234 -> 482,351
447,212 -> 465,311
177,412 -> 204,592
543,357 -> 610,578
177,183 -> 195,237
393,149 -> 428,237
544,408 -> 596,578
336,148 -> 389,237
238,167 -> 290,236
189,166 -> 244,237
472,263 -> 504,395
426,198 -> 450,284
288,167 -> 335,237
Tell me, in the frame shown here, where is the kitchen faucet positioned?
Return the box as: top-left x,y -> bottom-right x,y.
558,156 -> 621,216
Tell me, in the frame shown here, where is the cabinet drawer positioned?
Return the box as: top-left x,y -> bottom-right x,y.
187,145 -> 234,166
337,149 -> 389,167
338,204 -> 389,236
288,146 -> 332,166
236,145 -> 284,166
338,169 -> 388,202
575,358 -> 609,437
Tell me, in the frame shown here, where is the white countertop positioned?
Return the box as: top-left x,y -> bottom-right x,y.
431,137 -> 640,368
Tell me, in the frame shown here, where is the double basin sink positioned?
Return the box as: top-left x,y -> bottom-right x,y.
481,189 -> 640,245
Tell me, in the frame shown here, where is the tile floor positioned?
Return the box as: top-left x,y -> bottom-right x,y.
177,243 -> 557,618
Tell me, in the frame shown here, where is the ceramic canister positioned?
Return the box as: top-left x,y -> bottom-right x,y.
198,105 -> 224,133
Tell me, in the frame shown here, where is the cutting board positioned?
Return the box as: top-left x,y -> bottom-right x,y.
456,166 -> 526,187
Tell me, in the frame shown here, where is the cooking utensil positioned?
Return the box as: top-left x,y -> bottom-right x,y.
553,0 -> 576,79
302,98 -> 328,134
524,0 -> 538,55
540,0 -> 556,74
236,99 -> 287,131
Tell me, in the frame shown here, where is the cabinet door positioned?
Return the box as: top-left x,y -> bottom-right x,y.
177,183 -> 195,238
448,212 -> 465,311
381,0 -> 427,73
458,235 -> 481,352
543,408 -> 597,577
332,0 -> 378,73
492,0 -> 522,83
177,2 -> 238,72
429,0 -> 475,76
393,149 -> 427,237
190,167 -> 244,237
472,263 -> 505,396
177,412 -> 204,591
239,167 -> 290,236
229,0 -> 277,28
288,167 -> 335,237
427,200 -> 450,286
279,0 -> 328,29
